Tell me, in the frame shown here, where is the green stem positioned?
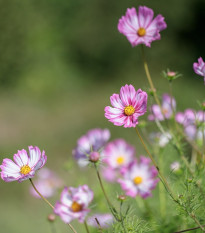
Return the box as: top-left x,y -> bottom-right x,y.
174,224 -> 205,233
84,221 -> 90,233
94,218 -> 103,233
119,201 -> 127,233
93,164 -> 119,221
159,152 -> 166,218
94,164 -> 113,207
29,179 -> 77,233
135,127 -> 176,200
141,45 -> 161,107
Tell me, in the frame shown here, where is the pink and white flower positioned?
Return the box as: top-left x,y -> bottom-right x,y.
102,139 -> 135,182
193,57 -> 205,84
118,156 -> 159,198
0,146 -> 47,182
54,185 -> 94,223
118,6 -> 167,47
87,213 -> 113,228
105,84 -> 148,128
72,128 -> 110,166
30,168 -> 63,198
176,109 -> 205,139
148,94 -> 176,121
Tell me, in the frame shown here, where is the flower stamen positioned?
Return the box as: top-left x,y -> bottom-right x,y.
71,201 -> 83,212
20,165 -> 31,175
124,105 -> 135,116
137,28 -> 146,37
116,156 -> 125,165
133,176 -> 143,185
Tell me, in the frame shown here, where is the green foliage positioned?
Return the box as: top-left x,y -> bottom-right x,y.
107,215 -> 152,233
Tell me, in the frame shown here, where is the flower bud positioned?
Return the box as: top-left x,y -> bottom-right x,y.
117,194 -> 126,201
47,214 -> 56,222
89,151 -> 100,163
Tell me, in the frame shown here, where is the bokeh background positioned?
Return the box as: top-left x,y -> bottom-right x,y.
0,0 -> 204,232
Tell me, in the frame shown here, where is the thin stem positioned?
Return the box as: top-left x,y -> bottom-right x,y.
176,126 -> 203,157
141,45 -> 162,109
29,178 -> 54,209
84,221 -> 90,233
190,214 -> 205,232
159,153 -> 166,218
29,179 -> 77,233
119,201 -> 127,233
94,164 -> 113,208
174,224 -> 205,233
135,127 -> 175,199
94,164 -> 120,221
95,218 -> 103,233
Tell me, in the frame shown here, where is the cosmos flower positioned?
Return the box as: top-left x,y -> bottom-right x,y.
105,84 -> 148,128
193,57 -> 205,84
102,139 -> 135,182
87,213 -> 113,229
72,128 -> 110,167
149,132 -> 172,148
118,6 -> 167,47
54,185 -> 94,223
118,156 -> 159,198
30,168 -> 63,198
148,94 -> 176,121
176,109 -> 205,139
0,146 -> 47,182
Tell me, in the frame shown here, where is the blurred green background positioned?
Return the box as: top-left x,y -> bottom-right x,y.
0,0 -> 204,232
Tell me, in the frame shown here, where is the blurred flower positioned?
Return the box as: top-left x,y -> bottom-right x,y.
196,129 -> 205,147
30,168 -> 63,198
149,132 -> 172,147
158,132 -> 172,147
193,57 -> 205,84
176,109 -> 205,139
170,161 -> 180,172
87,213 -> 113,229
72,128 -> 110,167
118,156 -> 159,198
0,146 -> 47,182
118,6 -> 167,47
102,139 -> 135,182
105,84 -> 147,128
54,185 -> 93,223
148,94 -> 176,121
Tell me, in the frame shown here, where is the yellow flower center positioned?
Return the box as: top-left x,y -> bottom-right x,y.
124,105 -> 135,116
133,176 -> 143,185
71,201 -> 83,212
137,27 -> 146,37
20,165 -> 31,175
116,156 -> 125,165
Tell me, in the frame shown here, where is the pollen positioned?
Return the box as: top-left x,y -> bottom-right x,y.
133,176 -> 143,185
124,105 -> 135,116
71,201 -> 83,212
20,165 -> 31,175
116,156 -> 125,165
137,27 -> 146,37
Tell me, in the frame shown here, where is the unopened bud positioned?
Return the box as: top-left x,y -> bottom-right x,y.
117,195 -> 126,201
89,151 -> 100,163
48,214 -> 56,222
